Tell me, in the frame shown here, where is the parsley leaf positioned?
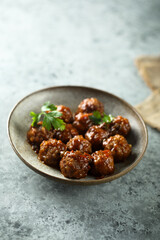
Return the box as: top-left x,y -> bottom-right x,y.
89,111 -> 102,124
30,102 -> 66,131
30,112 -> 41,126
41,101 -> 57,112
42,113 -> 52,130
51,118 -> 66,131
102,113 -> 114,123
47,111 -> 62,118
89,111 -> 114,125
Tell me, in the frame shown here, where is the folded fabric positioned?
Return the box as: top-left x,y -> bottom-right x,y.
135,56 -> 160,131
135,56 -> 160,90
135,88 -> 160,131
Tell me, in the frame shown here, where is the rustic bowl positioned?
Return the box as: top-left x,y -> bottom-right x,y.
8,86 -> 148,185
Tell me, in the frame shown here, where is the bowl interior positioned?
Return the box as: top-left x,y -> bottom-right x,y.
8,86 -> 148,185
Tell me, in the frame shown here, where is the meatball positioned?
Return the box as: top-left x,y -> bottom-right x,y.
76,98 -> 104,115
73,112 -> 93,134
38,139 -> 66,167
27,123 -> 53,153
56,105 -> 73,123
53,124 -> 79,143
91,150 -> 114,177
108,116 -> 131,137
60,150 -> 92,179
103,134 -> 132,162
85,124 -> 109,150
66,135 -> 92,154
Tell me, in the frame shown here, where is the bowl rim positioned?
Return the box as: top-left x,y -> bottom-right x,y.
7,85 -> 148,185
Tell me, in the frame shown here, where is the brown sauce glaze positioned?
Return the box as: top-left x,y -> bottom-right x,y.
27,98 -> 132,179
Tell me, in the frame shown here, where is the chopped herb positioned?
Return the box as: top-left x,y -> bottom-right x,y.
89,111 -> 114,125
30,102 -> 66,131
41,101 -> 57,112
102,113 -> 115,123
30,112 -> 42,127
89,111 -> 102,125
51,118 -> 66,131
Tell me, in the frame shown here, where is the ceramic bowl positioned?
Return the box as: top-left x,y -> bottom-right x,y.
8,86 -> 148,185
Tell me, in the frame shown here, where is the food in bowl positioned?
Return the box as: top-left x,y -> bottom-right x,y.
27,98 -> 132,179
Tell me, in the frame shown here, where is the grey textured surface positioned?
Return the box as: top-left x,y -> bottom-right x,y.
0,0 -> 160,239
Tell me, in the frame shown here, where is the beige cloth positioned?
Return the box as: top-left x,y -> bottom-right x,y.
136,88 -> 160,131
135,56 -> 160,131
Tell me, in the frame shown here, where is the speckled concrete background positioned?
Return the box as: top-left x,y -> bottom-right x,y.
0,0 -> 160,239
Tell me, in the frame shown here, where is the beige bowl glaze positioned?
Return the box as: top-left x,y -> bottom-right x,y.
8,86 -> 148,185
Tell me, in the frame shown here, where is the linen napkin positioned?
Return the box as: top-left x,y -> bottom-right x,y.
135,56 -> 160,131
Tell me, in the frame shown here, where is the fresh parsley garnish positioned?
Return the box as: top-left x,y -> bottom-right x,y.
102,113 -> 115,123
30,112 -> 42,127
41,101 -> 57,112
89,111 -> 114,125
89,111 -> 102,124
30,102 -> 66,131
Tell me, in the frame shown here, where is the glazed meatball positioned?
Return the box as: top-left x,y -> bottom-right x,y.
60,150 -> 92,179
103,134 -> 132,162
108,116 -> 131,137
73,112 -> 93,134
66,135 -> 92,154
38,139 -> 66,167
91,150 -> 114,177
53,124 -> 79,143
56,105 -> 73,123
85,124 -> 109,150
27,123 -> 53,153
76,98 -> 104,115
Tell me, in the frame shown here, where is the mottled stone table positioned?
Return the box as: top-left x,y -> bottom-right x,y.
0,1 -> 160,239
